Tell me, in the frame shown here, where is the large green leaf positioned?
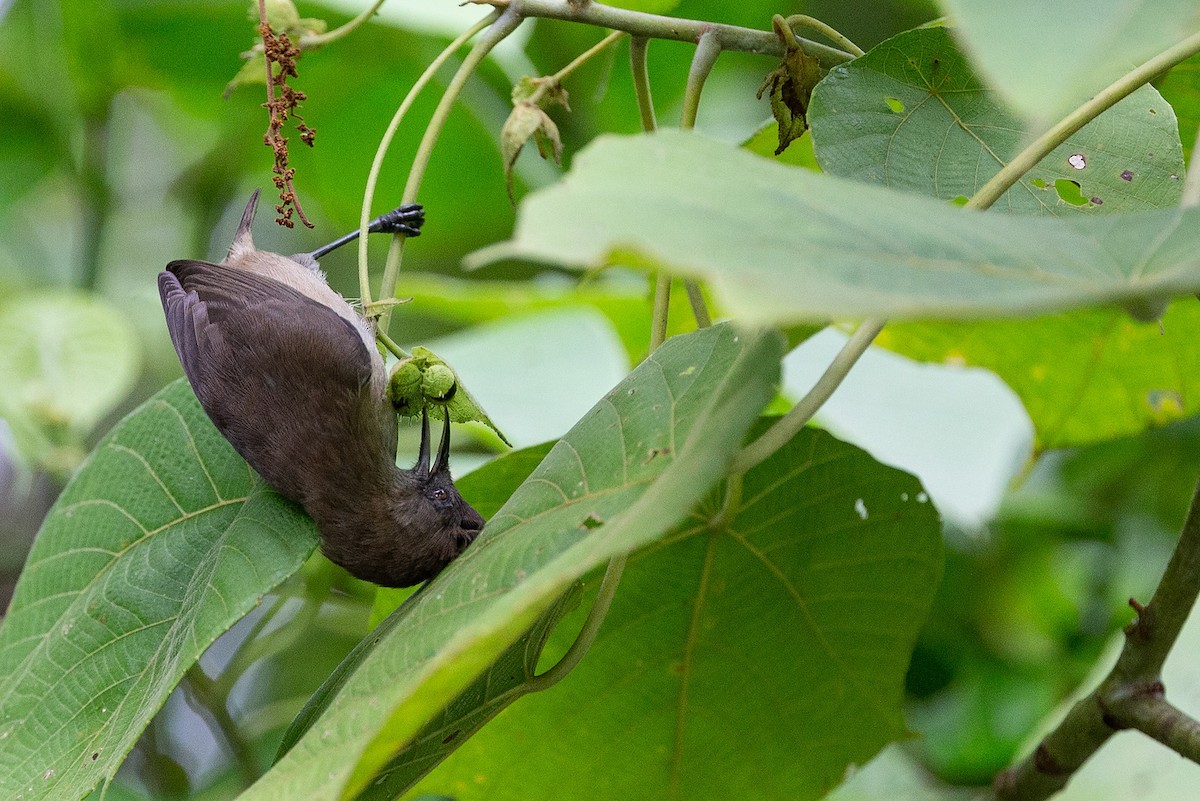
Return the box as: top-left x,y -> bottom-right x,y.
805,27 -> 1198,449
0,380 -> 318,801
809,27 -> 1185,214
238,323 -> 784,800
410,424 -> 943,801
939,0 -> 1200,128
471,130 -> 1200,323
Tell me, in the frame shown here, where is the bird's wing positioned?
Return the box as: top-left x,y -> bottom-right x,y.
159,259 -> 374,394
158,259 -> 385,500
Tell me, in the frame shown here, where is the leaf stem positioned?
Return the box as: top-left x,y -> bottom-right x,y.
299,0 -> 389,48
785,14 -> 864,57
356,11 -> 500,313
629,36 -> 656,131
650,274 -> 672,351
524,556 -> 627,693
375,8 -> 525,335
551,29 -> 626,84
680,29 -> 721,129
967,28 -> 1200,211
731,317 -> 885,475
376,329 -> 412,361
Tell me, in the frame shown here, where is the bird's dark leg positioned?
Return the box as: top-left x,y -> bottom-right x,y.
305,204 -> 425,260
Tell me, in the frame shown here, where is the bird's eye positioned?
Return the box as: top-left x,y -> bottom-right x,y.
431,487 -> 449,501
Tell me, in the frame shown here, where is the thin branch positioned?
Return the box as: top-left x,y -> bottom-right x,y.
680,29 -> 721,129
376,8 -> 524,334
524,556 -> 627,693
650,274 -> 671,351
684,283 -> 711,328
732,318 -> 885,475
357,11 -> 499,311
550,29 -> 626,84
995,476 -> 1200,800
629,36 -> 656,131
299,0 -> 388,48
785,14 -> 864,58
471,0 -> 852,66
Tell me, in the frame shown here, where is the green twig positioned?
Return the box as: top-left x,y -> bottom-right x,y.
731,318 -> 885,475
684,283 -> 711,328
680,29 -> 721,130
524,556 -> 628,693
551,29 -> 626,84
357,11 -> 499,311
785,14 -> 864,57
183,665 -> 260,787
650,274 -> 671,351
375,8 -> 524,335
300,0 -> 389,48
967,28 -> 1200,211
629,36 -> 656,131
376,329 -> 412,361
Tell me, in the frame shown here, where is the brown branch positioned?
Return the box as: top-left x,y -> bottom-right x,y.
257,0 -> 314,228
995,476 -> 1200,800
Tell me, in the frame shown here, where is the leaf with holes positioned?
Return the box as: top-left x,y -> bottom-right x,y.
238,323 -> 784,801
0,379 -> 318,801
471,130 -> 1200,323
407,423 -> 943,801
808,27 -> 1185,215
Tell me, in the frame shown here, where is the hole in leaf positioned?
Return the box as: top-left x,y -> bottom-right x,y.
1054,178 -> 1089,206
1068,153 -> 1087,170
948,195 -> 969,206
1149,107 -> 1158,115
884,97 -> 905,113
1030,178 -> 1048,188
1120,170 -> 1134,181
1090,196 -> 1103,205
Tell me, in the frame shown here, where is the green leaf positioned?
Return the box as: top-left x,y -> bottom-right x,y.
809,27 -> 1185,214
239,323 -> 784,801
0,291 -> 141,472
470,130 -> 1200,323
879,301 -> 1200,450
0,379 -> 318,801
805,27 -> 1197,449
939,0 -> 1200,128
410,424 -> 943,801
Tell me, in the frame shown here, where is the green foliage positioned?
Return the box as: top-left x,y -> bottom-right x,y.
809,27 -> 1185,214
411,424 -> 942,801
0,380 -> 317,800
475,130 -> 1200,323
4,1 -> 1200,799
238,324 -> 783,800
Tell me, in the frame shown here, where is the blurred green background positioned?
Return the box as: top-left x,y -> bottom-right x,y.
7,1 -> 1200,799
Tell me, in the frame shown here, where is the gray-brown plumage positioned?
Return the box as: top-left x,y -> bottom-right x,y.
158,191 -> 483,587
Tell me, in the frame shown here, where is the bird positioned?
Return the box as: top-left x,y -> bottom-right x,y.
157,190 -> 485,587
